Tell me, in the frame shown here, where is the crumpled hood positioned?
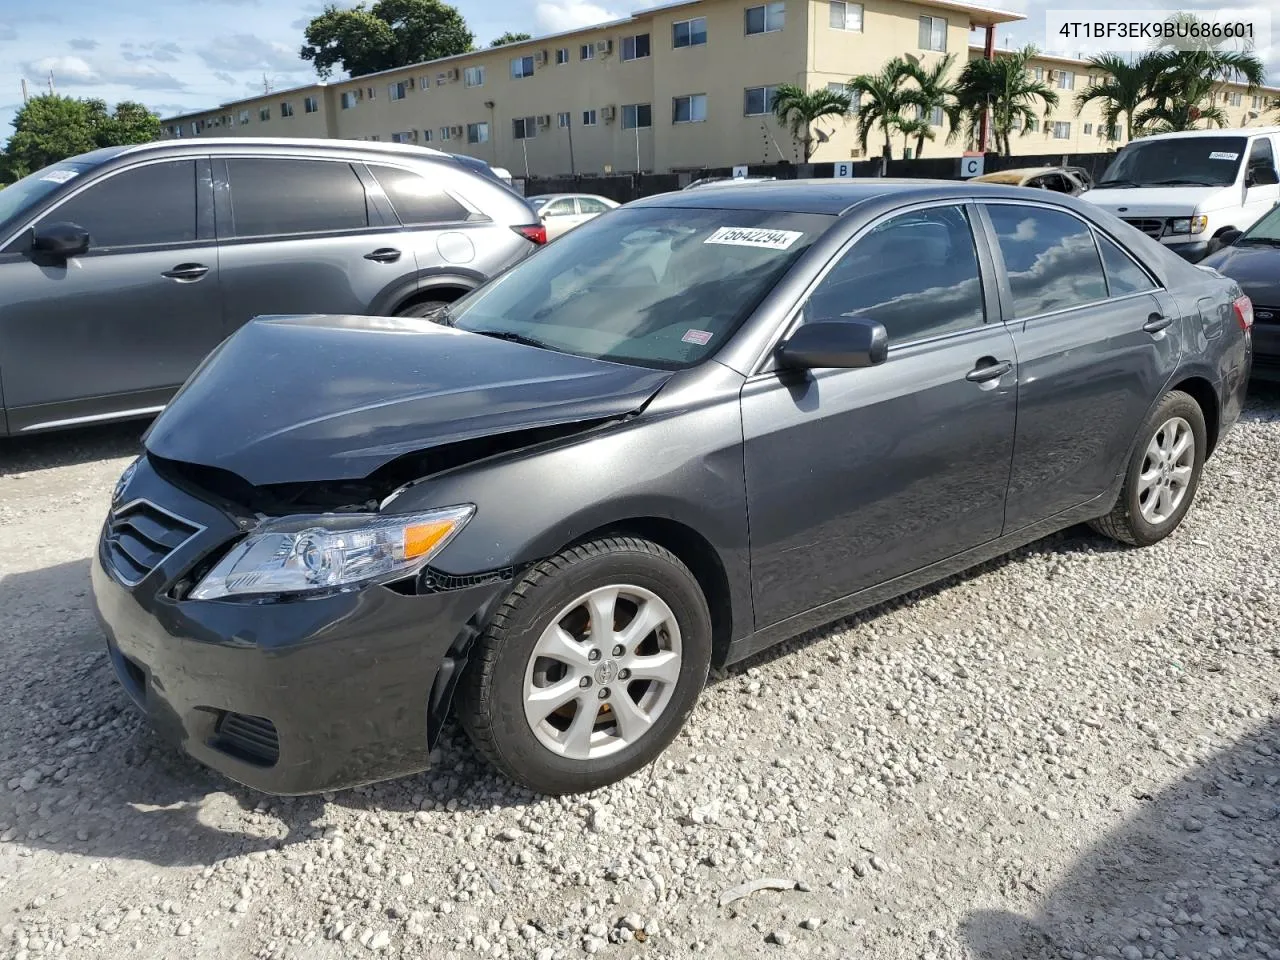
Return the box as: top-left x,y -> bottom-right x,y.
144,314 -> 673,486
1081,185 -> 1236,218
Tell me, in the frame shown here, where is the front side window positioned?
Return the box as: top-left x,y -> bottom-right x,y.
367,164 -> 469,226
226,158 -> 368,239
1097,233 -> 1156,296
621,103 -> 652,129
744,85 -> 779,116
511,56 -> 535,79
746,2 -> 785,35
621,33 -> 651,61
673,17 -> 708,47
918,15 -> 946,51
672,94 -> 708,123
803,205 -> 985,345
513,116 -> 537,140
449,207 -> 830,369
985,204 -> 1108,317
467,122 -> 489,144
41,160 -> 197,249
1247,136 -> 1276,182
1097,136 -> 1247,188
543,198 -> 576,217
830,1 -> 863,31
464,66 -> 485,87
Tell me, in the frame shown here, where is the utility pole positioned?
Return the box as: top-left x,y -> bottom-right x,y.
20,78 -> 29,103
47,71 -> 55,95
565,114 -> 576,176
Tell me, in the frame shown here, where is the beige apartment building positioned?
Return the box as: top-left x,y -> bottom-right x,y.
162,0 -> 1279,176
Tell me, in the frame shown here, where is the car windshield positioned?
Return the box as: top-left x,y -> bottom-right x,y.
1239,203 -> 1280,243
449,206 -> 832,369
0,161 -> 92,237
1095,137 -> 1247,188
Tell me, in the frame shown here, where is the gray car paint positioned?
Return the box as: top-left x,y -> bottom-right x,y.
0,138 -> 540,435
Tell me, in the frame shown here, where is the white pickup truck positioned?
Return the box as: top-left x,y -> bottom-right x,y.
1081,127 -> 1280,262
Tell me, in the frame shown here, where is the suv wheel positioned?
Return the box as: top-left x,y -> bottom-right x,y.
457,537 -> 712,795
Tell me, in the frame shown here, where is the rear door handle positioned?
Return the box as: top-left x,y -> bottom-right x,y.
162,263 -> 210,282
966,358 -> 1013,383
364,248 -> 402,263
1143,313 -> 1174,334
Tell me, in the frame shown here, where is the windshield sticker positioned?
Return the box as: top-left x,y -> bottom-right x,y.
682,329 -> 713,346
40,169 -> 79,184
704,226 -> 803,250
1209,151 -> 1240,161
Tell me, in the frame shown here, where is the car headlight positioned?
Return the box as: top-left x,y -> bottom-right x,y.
189,505 -> 475,601
112,457 -> 140,506
1168,215 -> 1209,235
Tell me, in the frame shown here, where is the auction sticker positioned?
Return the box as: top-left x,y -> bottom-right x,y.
40,169 -> 79,183
704,226 -> 803,250
682,329 -> 713,345
1209,152 -> 1240,161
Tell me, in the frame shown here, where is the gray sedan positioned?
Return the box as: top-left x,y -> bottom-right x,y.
94,180 -> 1252,797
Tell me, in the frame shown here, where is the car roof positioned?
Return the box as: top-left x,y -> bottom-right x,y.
1127,126 -> 1280,142
88,137 -> 453,162
632,178 -> 1043,215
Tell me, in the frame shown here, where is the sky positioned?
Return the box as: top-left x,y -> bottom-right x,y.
0,0 -> 1275,139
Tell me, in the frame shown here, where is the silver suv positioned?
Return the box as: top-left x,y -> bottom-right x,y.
0,138 -> 544,435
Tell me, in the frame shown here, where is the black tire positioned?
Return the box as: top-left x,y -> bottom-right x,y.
395,299 -> 451,319
456,537 -> 712,795
1090,390 -> 1207,547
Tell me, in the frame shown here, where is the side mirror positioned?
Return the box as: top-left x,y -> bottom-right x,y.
31,221 -> 90,258
777,318 -> 889,370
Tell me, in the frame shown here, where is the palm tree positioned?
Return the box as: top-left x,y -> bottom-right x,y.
949,46 -> 1058,156
900,53 -> 955,158
847,58 -> 913,160
769,84 -> 852,162
895,113 -> 934,158
1074,53 -> 1156,143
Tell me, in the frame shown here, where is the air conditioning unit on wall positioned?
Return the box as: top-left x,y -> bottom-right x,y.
537,114 -> 551,127
601,105 -> 617,122
596,39 -> 613,56
446,68 -> 460,82
449,125 -> 463,136
535,50 -> 548,66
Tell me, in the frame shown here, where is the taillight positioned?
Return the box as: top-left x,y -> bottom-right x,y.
513,224 -> 547,245
1233,295 -> 1254,331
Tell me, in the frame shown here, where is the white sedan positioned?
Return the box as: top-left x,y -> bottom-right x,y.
528,193 -> 619,240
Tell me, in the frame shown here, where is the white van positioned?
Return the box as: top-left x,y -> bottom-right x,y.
1081,127 -> 1280,262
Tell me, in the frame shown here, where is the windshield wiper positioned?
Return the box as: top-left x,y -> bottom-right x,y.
1238,235 -> 1280,247
465,328 -> 553,350
1149,178 -> 1219,186
1093,178 -> 1141,188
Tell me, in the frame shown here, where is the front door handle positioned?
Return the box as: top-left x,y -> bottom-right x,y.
364,248 -> 402,263
966,358 -> 1013,383
1143,313 -> 1174,334
162,263 -> 210,282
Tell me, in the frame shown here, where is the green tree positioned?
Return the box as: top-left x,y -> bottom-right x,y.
900,53 -> 955,158
949,46 -> 1058,156
3,95 -> 160,175
769,83 -> 852,162
300,0 -> 473,79
490,32 -> 532,47
847,58 -> 913,160
1074,53 -> 1155,142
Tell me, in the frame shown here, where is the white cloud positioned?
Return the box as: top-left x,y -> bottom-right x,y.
25,54 -> 187,92
197,35 -> 300,73
68,38 -> 98,51
122,41 -> 183,64
533,2 -> 625,34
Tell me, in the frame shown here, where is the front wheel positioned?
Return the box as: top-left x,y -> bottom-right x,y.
1090,390 -> 1207,546
456,537 -> 712,795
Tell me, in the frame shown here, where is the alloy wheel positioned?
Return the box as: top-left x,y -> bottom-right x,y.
1137,416 -> 1195,525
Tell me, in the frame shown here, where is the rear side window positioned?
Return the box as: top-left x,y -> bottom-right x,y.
803,204 -> 985,345
1097,233 -> 1156,297
579,197 -> 610,214
227,158 -> 368,238
47,160 -> 197,249
367,164 -> 471,225
986,204 -> 1107,317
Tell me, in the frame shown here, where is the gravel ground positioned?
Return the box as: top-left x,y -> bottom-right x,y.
1,387 -> 1279,960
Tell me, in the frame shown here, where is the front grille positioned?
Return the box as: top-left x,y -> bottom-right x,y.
214,712 -> 280,767
1122,217 -> 1165,239
1254,304 -> 1279,326
104,500 -> 202,585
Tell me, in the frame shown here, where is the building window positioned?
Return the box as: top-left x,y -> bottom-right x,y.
582,109 -> 598,126
1033,66 -> 1044,81
389,81 -> 408,100
366,87 -> 376,99
746,2 -> 785,35
1108,124 -> 1120,140
1252,95 -> 1262,109
511,56 -> 535,79
421,75 -> 431,90
672,94 -> 708,123
390,131 -> 415,143
1053,121 -> 1070,139
421,129 -> 433,142
280,102 -> 295,118
673,17 -> 707,47
239,110 -> 251,124
555,47 -> 569,65
436,73 -> 447,86
580,43 -> 595,60
1026,117 -> 1038,132
558,111 -> 571,128
918,15 -> 946,52
464,66 -> 485,87
621,33 -> 651,61
621,103 -> 652,129
829,1 -> 863,31
1229,92 -> 1242,107
826,81 -> 849,96
341,91 -> 358,109
467,122 -> 489,144
259,107 -> 271,122
1084,122 -> 1093,134
1057,70 -> 1074,90
439,126 -> 453,141
513,116 -> 537,139
930,105 -> 944,126
304,96 -> 319,114
190,121 -> 200,136
744,85 -> 779,116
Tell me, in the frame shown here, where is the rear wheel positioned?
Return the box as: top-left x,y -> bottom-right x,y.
456,537 -> 712,795
1090,390 -> 1206,546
